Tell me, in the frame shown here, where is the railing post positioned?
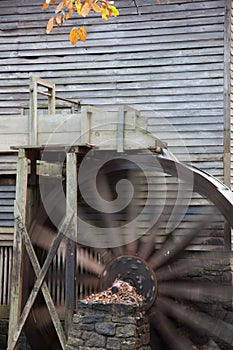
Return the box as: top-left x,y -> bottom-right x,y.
29,75 -> 56,145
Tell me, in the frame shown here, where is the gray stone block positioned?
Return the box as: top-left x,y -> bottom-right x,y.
95,322 -> 116,336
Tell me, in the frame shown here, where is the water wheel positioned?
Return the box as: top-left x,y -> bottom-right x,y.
23,147 -> 233,350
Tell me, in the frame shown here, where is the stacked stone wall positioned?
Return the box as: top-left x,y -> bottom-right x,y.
65,301 -> 151,350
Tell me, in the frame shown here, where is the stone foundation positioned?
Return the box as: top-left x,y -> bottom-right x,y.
65,301 -> 151,350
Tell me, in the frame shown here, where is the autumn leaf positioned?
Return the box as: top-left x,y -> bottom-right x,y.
55,1 -> 65,13
64,0 -> 74,10
43,0 -> 119,43
78,26 -> 87,41
42,0 -> 50,10
66,7 -> 75,19
101,7 -> 109,21
75,0 -> 82,14
69,27 -> 79,45
42,0 -> 57,10
80,1 -> 92,17
55,14 -> 64,25
46,17 -> 55,33
42,3 -> 49,10
91,1 -> 101,13
108,5 -> 119,17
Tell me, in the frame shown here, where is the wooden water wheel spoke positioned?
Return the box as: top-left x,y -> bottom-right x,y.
93,247 -> 113,265
149,308 -> 195,350
158,281 -> 233,303
76,247 -> 104,275
148,210 -> 216,270
156,295 -> 233,346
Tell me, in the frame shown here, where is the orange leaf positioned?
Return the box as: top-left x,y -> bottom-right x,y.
55,15 -> 63,25
46,17 -> 55,33
80,1 -> 91,17
67,0 -> 74,10
42,3 -> 49,10
78,26 -> 87,42
52,0 -> 57,4
55,1 -> 64,13
66,7 -> 74,19
91,1 -> 101,13
69,27 -> 79,45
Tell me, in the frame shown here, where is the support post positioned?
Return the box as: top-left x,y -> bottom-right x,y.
65,152 -> 78,335
80,106 -> 92,145
8,148 -> 28,350
29,76 -> 38,145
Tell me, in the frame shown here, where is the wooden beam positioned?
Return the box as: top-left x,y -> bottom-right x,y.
29,75 -> 38,145
7,148 -> 28,350
7,208 -> 73,350
65,152 -> 78,335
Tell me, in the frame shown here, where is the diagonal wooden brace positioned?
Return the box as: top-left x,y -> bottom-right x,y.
7,203 -> 73,350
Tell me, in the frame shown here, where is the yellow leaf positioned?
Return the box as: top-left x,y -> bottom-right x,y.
46,17 -> 55,33
101,7 -> 109,21
78,26 -> 87,42
69,27 -> 79,45
75,0 -> 82,14
108,5 -> 119,17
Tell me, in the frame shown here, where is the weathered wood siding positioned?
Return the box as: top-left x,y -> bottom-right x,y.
0,0 -> 227,174
0,0 -> 232,313
0,3 -> 231,236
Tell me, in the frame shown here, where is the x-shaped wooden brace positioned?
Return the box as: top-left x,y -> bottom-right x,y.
8,202 -> 73,350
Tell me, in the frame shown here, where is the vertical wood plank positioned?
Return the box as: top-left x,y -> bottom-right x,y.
29,76 -> 38,145
80,106 -> 91,145
48,84 -> 56,115
117,105 -> 125,153
3,247 -> 7,304
8,247 -> 13,304
65,151 -> 77,335
223,0 -> 231,249
7,148 -> 28,350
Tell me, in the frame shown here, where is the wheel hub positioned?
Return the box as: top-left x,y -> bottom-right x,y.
100,255 -> 157,310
